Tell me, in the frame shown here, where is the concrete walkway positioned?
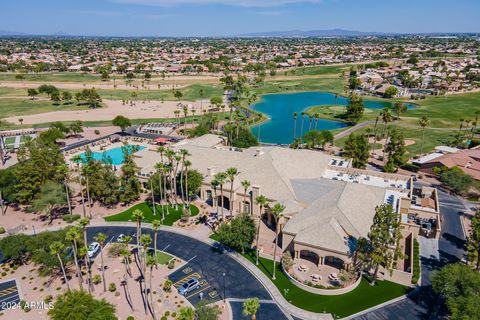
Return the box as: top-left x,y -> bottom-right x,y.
334,120 -> 375,140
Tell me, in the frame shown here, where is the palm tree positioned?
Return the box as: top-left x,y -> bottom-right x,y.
77,217 -> 93,293
155,163 -> 166,220
314,113 -> 319,130
308,114 -> 313,131
184,159 -> 192,208
241,180 -> 251,214
243,298 -> 260,320
149,178 -> 156,217
183,105 -> 189,128
254,195 -> 269,265
214,172 -> 228,222
94,233 -> 108,292
151,220 -> 161,267
211,179 -> 220,217
293,112 -> 297,139
226,167 -> 240,216
177,307 -> 195,320
66,227 -> 83,291
120,247 -> 134,310
146,255 -> 157,319
456,118 -> 464,144
371,115 -> 380,156
419,116 -> 430,155
270,203 -> 285,280
133,209 -> 144,250
300,112 -> 305,137
393,101 -> 407,120
50,241 -> 70,291
380,108 -> 393,137
179,149 -> 191,206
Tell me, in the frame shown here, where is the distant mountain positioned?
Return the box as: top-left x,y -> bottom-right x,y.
0,30 -> 27,36
237,28 -> 389,37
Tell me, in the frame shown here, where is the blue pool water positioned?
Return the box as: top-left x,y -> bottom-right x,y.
78,145 -> 145,165
250,92 -> 414,145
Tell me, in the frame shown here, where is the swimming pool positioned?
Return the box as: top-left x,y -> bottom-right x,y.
77,145 -> 145,165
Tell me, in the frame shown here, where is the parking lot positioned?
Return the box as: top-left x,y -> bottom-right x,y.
169,265 -> 220,304
0,280 -> 20,310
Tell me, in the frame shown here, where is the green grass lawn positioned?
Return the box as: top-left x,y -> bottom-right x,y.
104,202 -> 199,226
255,76 -> 345,97
0,72 -> 105,82
97,83 -> 223,101
148,250 -> 174,265
290,65 -> 350,76
241,250 -> 409,318
0,98 -> 91,119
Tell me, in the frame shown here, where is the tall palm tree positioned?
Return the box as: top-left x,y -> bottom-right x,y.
149,178 -> 156,217
151,220 -> 161,268
179,149 -> 191,206
157,146 -> 165,163
120,247 -> 134,311
77,217 -> 93,293
173,154 -> 182,208
133,209 -> 144,250
308,115 -> 313,131
211,178 -> 220,217
214,172 -> 228,221
380,108 -> 393,137
254,195 -> 269,265
293,112 -> 297,139
66,227 -> 83,291
58,164 -> 73,216
140,234 -> 152,313
314,113 -> 319,130
419,116 -> 430,155
94,232 -> 108,292
146,255 -> 157,318
371,115 -> 380,156
241,180 -> 251,214
50,241 -> 70,291
393,101 -> 407,120
155,163 -> 165,220
270,203 -> 285,280
456,118 -> 464,143
183,105 -> 189,129
226,167 -> 240,216
184,160 -> 192,208
300,112 -> 305,137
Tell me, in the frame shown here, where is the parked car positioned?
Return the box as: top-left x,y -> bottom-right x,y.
178,278 -> 200,296
87,242 -> 100,258
117,234 -> 130,243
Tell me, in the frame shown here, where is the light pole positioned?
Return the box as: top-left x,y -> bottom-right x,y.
222,272 -> 226,303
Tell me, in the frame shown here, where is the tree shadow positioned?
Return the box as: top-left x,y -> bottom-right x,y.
441,233 -> 466,250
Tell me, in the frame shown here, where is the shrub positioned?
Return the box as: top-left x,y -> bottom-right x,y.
44,295 -> 53,304
401,163 -> 420,173
164,311 -> 170,316
412,239 -> 420,284
126,317 -> 134,320
108,282 -> 116,292
107,243 -> 124,257
163,279 -> 173,292
167,259 -> 175,269
282,252 -> 293,271
0,227 -> 5,234
62,214 -> 81,223
92,274 -> 102,285
161,317 -> 167,320
94,130 -> 100,135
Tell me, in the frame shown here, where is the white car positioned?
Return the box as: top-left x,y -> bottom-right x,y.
117,234 -> 127,243
87,242 -> 100,258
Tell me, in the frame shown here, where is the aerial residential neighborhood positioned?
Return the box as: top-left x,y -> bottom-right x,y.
0,1 -> 479,320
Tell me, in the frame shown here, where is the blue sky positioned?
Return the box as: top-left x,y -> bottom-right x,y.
2,0 -> 479,36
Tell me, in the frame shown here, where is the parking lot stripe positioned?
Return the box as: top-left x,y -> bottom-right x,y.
0,287 -> 17,297
185,285 -> 211,299
173,272 -> 201,287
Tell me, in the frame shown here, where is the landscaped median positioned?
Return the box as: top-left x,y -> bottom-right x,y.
104,202 -> 199,226
240,250 -> 410,319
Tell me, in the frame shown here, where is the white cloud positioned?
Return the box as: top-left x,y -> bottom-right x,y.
110,0 -> 322,8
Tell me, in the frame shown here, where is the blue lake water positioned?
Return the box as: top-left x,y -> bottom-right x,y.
250,92 -> 413,145
78,145 -> 145,165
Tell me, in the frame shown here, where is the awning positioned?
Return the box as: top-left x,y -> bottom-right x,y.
155,137 -> 169,143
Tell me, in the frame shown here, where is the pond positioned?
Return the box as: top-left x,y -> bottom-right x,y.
250,92 -> 413,145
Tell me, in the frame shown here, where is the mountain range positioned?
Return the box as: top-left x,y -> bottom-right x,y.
236,28 -> 389,37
